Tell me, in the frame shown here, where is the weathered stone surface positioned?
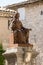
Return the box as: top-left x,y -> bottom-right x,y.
20,2 -> 43,65
3,44 -> 38,65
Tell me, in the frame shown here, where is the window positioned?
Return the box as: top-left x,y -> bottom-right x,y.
8,18 -> 13,30
18,7 -> 25,20
41,11 -> 43,15
8,19 -> 10,29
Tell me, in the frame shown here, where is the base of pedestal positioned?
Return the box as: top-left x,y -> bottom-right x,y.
3,44 -> 39,65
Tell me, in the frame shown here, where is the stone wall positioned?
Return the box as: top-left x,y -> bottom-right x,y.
0,17 -> 10,49
0,17 -> 9,41
23,1 -> 43,65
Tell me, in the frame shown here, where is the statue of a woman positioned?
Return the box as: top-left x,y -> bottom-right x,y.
11,12 -> 31,44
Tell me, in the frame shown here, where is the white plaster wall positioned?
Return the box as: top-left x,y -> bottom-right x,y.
25,2 -> 43,65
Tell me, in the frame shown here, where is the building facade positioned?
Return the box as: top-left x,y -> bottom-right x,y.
6,0 -> 43,65
0,8 -> 15,49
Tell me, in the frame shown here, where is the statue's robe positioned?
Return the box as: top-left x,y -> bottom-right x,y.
11,19 -> 29,44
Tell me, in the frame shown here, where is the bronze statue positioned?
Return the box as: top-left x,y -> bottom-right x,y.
11,12 -> 31,44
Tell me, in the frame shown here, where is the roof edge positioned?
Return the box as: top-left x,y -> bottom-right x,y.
5,0 -> 39,9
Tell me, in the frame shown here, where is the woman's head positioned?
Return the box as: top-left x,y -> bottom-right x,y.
15,12 -> 20,19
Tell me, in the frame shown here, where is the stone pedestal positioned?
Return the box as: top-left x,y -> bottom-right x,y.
3,44 -> 39,65
3,48 -> 17,65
